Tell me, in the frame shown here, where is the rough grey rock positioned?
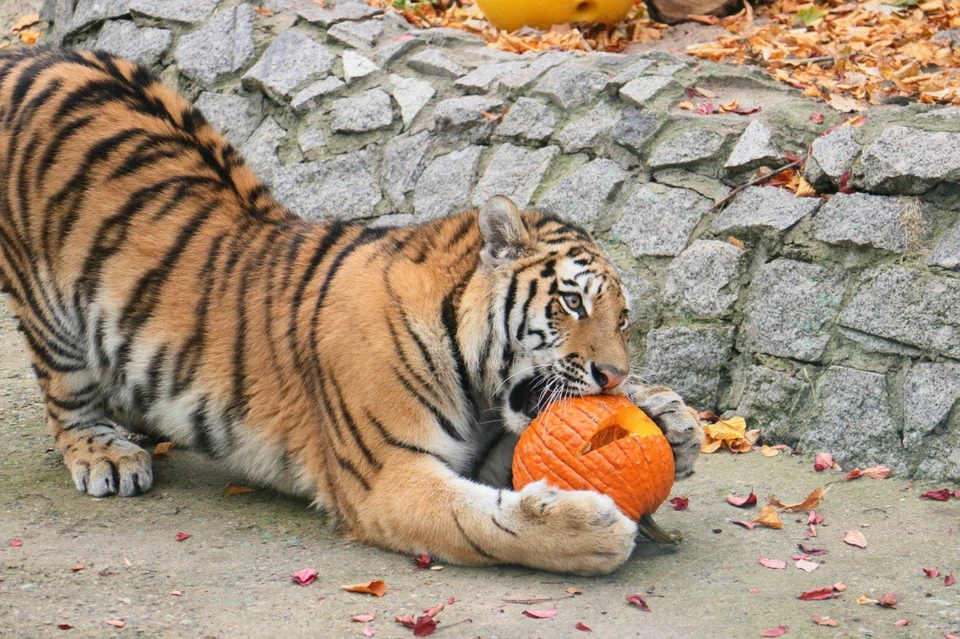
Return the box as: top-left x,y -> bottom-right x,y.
724,120 -> 780,172
533,63 -> 609,110
194,92 -> 263,148
297,128 -> 326,159
69,0 -> 129,35
648,128 -> 729,169
472,144 -> 558,210
295,0 -> 382,27
654,169 -> 731,202
414,146 -> 483,220
455,61 -> 528,94
812,192 -> 921,253
272,151 -> 382,221
839,265 -> 960,360
803,125 -> 860,189
369,213 -> 417,228
928,220 -> 960,269
739,259 -> 846,362
407,49 -> 466,78
712,186 -> 821,236
499,52 -> 571,92
854,125 -> 960,194
535,159 -> 629,231
327,19 -> 383,49
799,367 -> 904,472
732,366 -> 809,446
129,0 -> 218,23
553,102 -> 618,154
175,4 -> 255,88
290,77 -> 345,113
641,327 -> 734,409
494,98 -> 556,142
388,75 -> 435,129
95,20 -> 171,68
611,184 -> 709,257
612,108 -> 662,156
381,131 -> 432,208
619,270 -> 658,322
618,75 -> 677,107
434,95 -> 503,128
903,362 -> 960,449
664,240 -> 744,318
239,116 -> 286,184
372,37 -> 421,68
607,59 -> 657,91
242,31 -> 336,102
330,88 -> 394,134
343,50 -> 380,82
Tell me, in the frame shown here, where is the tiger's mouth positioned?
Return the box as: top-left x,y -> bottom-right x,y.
510,374 -> 570,419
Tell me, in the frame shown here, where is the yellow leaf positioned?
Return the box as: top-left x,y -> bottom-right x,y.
753,506 -> 783,529
701,439 -> 723,454
760,445 -> 780,457
794,175 -> 818,197
18,29 -> 41,45
677,100 -> 696,110
704,416 -> 747,441
770,487 -> 828,512
254,6 -> 274,15
152,441 -> 175,458
856,593 -> 878,605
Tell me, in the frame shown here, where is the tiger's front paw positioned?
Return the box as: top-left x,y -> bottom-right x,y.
62,436 -> 153,497
509,480 -> 637,575
627,385 -> 704,479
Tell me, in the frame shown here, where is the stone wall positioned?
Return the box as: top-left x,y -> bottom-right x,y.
44,0 -> 960,479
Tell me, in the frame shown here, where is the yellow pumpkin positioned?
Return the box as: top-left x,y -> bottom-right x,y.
473,0 -> 636,31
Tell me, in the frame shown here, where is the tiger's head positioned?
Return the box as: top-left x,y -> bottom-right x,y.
477,197 -> 633,434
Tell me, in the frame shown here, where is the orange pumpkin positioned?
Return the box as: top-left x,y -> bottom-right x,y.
513,395 -> 680,543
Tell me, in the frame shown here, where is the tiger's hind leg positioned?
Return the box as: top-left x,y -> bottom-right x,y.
42,372 -> 153,497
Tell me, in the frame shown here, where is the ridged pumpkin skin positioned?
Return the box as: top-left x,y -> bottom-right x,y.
512,395 -> 675,521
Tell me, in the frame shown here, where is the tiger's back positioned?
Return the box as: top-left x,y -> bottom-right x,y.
0,47 -> 703,575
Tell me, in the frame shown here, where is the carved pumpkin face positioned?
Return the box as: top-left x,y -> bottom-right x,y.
513,395 -> 675,523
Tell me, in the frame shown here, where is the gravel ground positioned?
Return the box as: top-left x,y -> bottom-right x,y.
2,303 -> 960,639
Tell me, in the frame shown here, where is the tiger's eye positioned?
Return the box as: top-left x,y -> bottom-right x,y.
563,293 -> 582,310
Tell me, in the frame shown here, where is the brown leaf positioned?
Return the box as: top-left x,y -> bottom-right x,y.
566,588 -> 582,595
225,485 -> 256,496
770,487 -> 827,512
812,615 -> 838,627
753,506 -> 783,529
843,530 -> 867,549
254,6 -> 274,15
341,580 -> 388,597
104,619 -> 125,628
481,110 -> 506,121
152,442 -> 175,458
18,29 -> 41,45
728,237 -> 746,250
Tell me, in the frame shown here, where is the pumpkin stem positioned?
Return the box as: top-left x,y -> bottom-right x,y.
637,514 -> 682,545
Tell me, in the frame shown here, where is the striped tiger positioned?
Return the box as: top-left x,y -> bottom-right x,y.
0,47 -> 703,575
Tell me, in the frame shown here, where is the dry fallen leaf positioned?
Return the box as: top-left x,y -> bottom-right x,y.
566,588 -> 582,595
523,608 -> 557,619
726,491 -> 758,507
342,580 -> 388,597
877,593 -> 897,608
669,497 -> 689,511
254,6 -> 274,15
225,485 -> 256,496
799,544 -> 827,556
925,568 -> 941,579
856,594 -> 878,605
843,530 -> 867,549
353,613 -> 377,623
731,520 -> 757,530
18,29 -> 41,45
153,442 -> 175,458
626,594 -> 651,611
812,615 -> 838,627
862,465 -> 892,479
760,445 -> 779,457
576,621 -> 593,632
946,574 -> 956,586
362,628 -> 375,637
770,488 -> 827,512
921,488 -> 953,501
753,506 -> 784,529
760,624 -> 787,637
813,452 -> 834,471
798,585 -> 839,601
293,568 -> 317,586
759,554 -> 786,570
175,532 -> 191,542
796,559 -> 819,573
70,564 -> 84,572
104,619 -> 125,628
894,619 -> 911,627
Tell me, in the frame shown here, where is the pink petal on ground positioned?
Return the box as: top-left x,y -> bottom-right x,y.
726,492 -> 758,507
759,555 -> 787,570
760,624 -> 787,637
352,613 -> 376,623
575,621 -> 593,631
626,594 -> 651,611
925,568 -> 940,579
523,608 -> 557,619
814,452 -> 834,471
796,559 -> 819,573
843,530 -> 867,548
293,568 -> 318,586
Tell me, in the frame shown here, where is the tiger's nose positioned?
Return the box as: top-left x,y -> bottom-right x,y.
591,364 -> 628,390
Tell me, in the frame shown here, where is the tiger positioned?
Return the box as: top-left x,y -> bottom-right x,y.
0,47 -> 704,575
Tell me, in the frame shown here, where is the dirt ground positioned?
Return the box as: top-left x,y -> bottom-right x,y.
3,307 -> 960,639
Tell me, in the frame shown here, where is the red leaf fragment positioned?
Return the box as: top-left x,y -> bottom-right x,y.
921,489 -> 953,501
808,511 -> 824,525
57,624 -> 73,630
759,554 -> 787,570
576,621 -> 593,631
894,619 -> 911,627
783,153 -> 801,163
353,613 -> 377,623
685,87 -> 697,98
761,624 -> 787,637
396,614 -> 440,637
947,574 -> 956,586
626,594 -> 651,611
798,544 -> 827,556
812,615 -> 838,627
726,491 -> 758,507
734,106 -> 762,115
523,608 -> 557,619
844,468 -> 863,480
925,568 -> 941,579
877,593 -> 897,608
814,452 -> 834,471
731,520 -> 757,530
862,465 -> 893,479
839,172 -> 854,194
669,497 -> 689,511
293,568 -> 318,586
810,112 -> 824,124
9,539 -> 22,547
696,103 -> 715,115
412,554 -> 431,570
447,597 -> 459,604
798,586 -> 838,601
175,532 -> 191,542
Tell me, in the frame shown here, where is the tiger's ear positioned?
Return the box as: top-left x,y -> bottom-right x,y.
479,196 -> 531,267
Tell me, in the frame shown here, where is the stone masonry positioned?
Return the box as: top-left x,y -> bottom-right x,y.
45,0 -> 960,479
